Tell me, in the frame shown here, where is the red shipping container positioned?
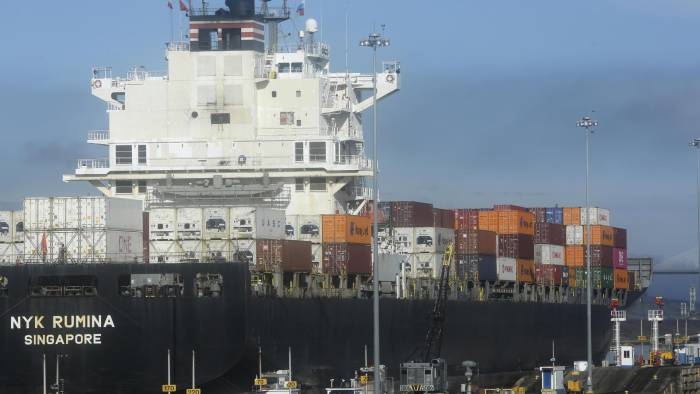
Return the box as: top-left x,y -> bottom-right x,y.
497,234 -> 534,259
613,248 -> 627,269
432,208 -> 455,229
534,222 -> 565,246
322,243 -> 371,276
390,201 -> 434,227
613,227 -> 627,249
455,230 -> 497,255
535,265 -> 565,286
454,209 -> 480,231
256,239 -> 312,273
584,245 -> 613,267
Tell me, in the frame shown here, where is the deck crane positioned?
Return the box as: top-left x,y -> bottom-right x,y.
399,242 -> 454,394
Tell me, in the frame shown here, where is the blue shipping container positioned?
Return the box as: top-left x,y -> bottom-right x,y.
478,256 -> 498,281
546,208 -> 564,224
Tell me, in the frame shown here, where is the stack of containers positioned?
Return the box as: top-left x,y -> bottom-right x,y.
612,227 -> 628,291
24,197 -> 143,263
531,207 -> 566,286
321,214 -> 371,277
0,210 -> 23,264
377,202 -> 454,278
231,207 -> 286,269
476,206 -> 534,283
564,207 -> 615,290
454,209 -> 496,281
286,213 -> 323,272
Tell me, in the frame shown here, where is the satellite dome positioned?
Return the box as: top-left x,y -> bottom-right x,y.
305,18 -> 318,34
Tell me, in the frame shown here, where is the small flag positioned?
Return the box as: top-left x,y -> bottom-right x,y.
296,0 -> 304,16
167,0 -> 173,9
179,0 -> 188,11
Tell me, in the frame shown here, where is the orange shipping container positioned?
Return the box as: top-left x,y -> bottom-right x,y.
563,207 -> 581,225
478,211 -> 498,232
583,225 -> 614,247
614,268 -> 629,289
565,246 -> 584,267
517,259 -> 535,283
497,211 -> 534,235
321,215 -> 371,244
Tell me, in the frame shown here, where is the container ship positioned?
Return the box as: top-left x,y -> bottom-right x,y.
0,1 -> 650,393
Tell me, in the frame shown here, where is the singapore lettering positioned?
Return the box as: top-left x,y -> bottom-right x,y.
10,315 -> 115,346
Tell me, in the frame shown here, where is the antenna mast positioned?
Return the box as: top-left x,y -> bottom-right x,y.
261,0 -> 290,54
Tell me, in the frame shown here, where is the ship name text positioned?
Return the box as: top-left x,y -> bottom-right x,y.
9,315 -> 115,346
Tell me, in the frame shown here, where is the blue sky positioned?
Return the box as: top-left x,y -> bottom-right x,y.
2,1 -> 700,270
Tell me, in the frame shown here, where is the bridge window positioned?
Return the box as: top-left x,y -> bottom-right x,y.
291,62 -> 303,73
294,142 -> 304,162
194,273 -> 223,298
118,273 -> 184,298
310,177 -> 326,192
271,90 -> 277,98
309,142 -> 326,162
277,63 -> 291,73
115,180 -> 132,194
116,145 -> 132,165
295,178 -> 304,192
138,180 -> 147,194
29,276 -> 98,297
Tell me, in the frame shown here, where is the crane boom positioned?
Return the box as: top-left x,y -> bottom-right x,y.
420,242 -> 454,362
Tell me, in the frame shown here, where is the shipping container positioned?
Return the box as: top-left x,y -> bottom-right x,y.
576,267 -> 613,289
179,239 -> 203,262
149,240 -> 179,263
583,225 -> 614,247
431,208 -> 455,229
497,211 -> 534,235
580,207 -> 611,226
384,201 -> 434,227
534,244 -> 565,265
568,267 -> 576,287
529,208 -> 546,223
494,204 -> 528,212
496,257 -> 517,281
535,265 -> 566,286
613,248 -> 627,269
24,229 -> 142,263
255,239 -> 312,273
24,197 -> 142,231
497,234 -> 534,259
231,207 -> 286,240
409,253 -> 445,278
386,227 -> 454,254
614,268 -> 629,290
455,230 -> 497,255
206,239 -> 234,263
0,211 -> 23,243
534,222 -> 565,245
545,208 -> 564,224
0,242 -> 22,264
454,209 -> 480,231
473,255 -> 498,281
563,207 -> 581,225
454,254 -> 494,281
585,245 -> 613,267
176,208 -> 203,239
565,246 -> 584,267
478,211 -> 498,232
566,225 -> 583,245
613,227 -> 627,249
322,215 -> 371,244
296,214 -> 323,242
202,207 -> 231,240
517,259 -> 535,283
149,208 -> 177,240
322,243 -> 371,276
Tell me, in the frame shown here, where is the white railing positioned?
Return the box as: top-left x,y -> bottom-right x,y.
77,159 -> 109,169
144,154 -> 371,171
92,66 -> 112,79
334,155 -> 370,169
306,42 -> 330,58
648,309 -> 664,321
611,310 -> 626,320
167,41 -> 190,51
87,130 -> 109,141
126,69 -> 167,81
107,102 -> 124,111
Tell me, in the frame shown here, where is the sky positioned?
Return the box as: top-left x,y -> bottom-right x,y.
2,1 -> 700,272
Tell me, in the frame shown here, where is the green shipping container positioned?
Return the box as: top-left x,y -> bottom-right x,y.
573,267 -> 613,289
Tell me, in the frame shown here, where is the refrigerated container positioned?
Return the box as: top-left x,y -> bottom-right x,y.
231,207 -> 286,240
411,252 -> 444,278
24,229 -> 142,263
580,207 -> 611,226
24,197 -> 142,231
202,207 -> 231,240
176,208 -> 203,240
149,240 -> 179,263
0,242 -> 22,264
149,208 -> 177,240
296,214 -> 323,242
566,225 -> 583,245
321,215 -> 371,244
0,211 -> 22,243
534,244 -> 565,265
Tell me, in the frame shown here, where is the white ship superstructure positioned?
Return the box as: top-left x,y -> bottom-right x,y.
64,0 -> 399,219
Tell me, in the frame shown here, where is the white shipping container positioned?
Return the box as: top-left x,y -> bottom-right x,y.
149,240 -> 179,263
566,225 -> 584,245
285,216 -> 299,240
580,207 -> 611,226
176,208 -> 203,239
410,253 -> 444,279
296,215 -> 322,242
150,208 -> 176,240
496,257 -> 517,281
179,239 -> 203,262
204,239 -> 233,263
233,239 -> 255,266
311,243 -> 322,274
203,207 -> 231,239
413,227 -> 454,254
24,197 -> 142,231
0,242 -> 22,264
24,229 -> 142,263
0,211 -> 22,243
392,227 -> 415,254
231,207 -> 285,240
535,244 -> 565,265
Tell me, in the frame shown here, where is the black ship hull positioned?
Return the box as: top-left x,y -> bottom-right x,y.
0,263 -> 614,393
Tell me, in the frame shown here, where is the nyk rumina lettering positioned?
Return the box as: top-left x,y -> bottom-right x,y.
9,315 -> 115,346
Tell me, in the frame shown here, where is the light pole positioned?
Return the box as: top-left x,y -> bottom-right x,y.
576,115 -> 597,393
360,30 -> 389,394
690,138 -> 700,308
